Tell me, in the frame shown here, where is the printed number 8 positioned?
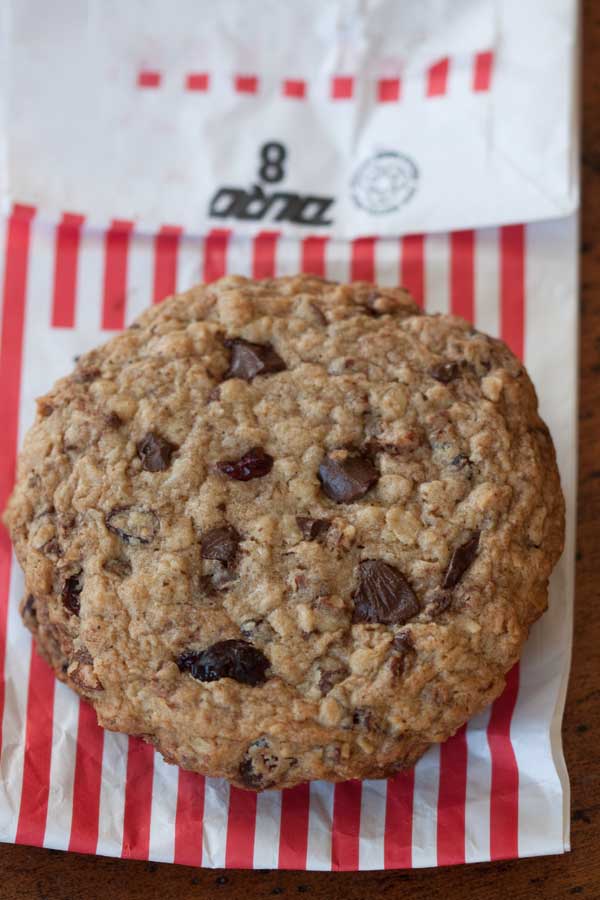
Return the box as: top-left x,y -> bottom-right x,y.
259,142 -> 286,183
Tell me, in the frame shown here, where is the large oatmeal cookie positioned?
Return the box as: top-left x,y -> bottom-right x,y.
4,275 -> 564,790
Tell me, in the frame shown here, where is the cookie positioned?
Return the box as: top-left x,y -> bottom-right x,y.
4,276 -> 565,790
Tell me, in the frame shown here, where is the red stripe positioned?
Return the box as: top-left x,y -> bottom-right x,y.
384,770 -> 414,868
252,231 -> 279,279
225,788 -> 257,868
473,51 -> 494,92
450,230 -> 475,322
377,78 -> 401,102
68,700 -> 104,854
0,206 -> 55,851
102,219 -> 133,330
51,213 -> 84,328
121,738 -> 154,860
436,725 -> 468,865
331,781 -> 362,870
301,236 -> 328,276
331,77 -> 354,99
174,771 -> 205,866
152,225 -> 181,304
278,783 -> 310,869
500,224 -> 525,360
426,58 -> 450,97
15,649 -> 56,847
283,79 -> 306,99
138,71 -> 161,88
0,205 -> 35,765
203,229 -> 231,283
400,234 -> 425,308
186,73 -> 209,92
488,665 -> 520,860
235,75 -> 258,94
351,237 -> 376,282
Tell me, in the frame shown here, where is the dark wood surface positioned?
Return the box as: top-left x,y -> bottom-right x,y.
1,6 -> 599,899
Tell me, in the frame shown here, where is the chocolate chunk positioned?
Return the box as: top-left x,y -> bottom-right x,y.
392,631 -> 414,653
296,517 -> 331,541
200,525 -> 241,565
352,708 -> 374,730
426,590 -> 453,616
62,571 -> 83,616
238,737 -> 279,790
353,560 -> 419,626
318,453 -> 378,503
318,666 -> 348,695
106,507 -> 159,544
136,432 -> 178,472
443,533 -> 480,589
430,362 -> 459,383
22,594 -> 37,622
177,639 -> 270,686
224,338 -> 286,381
217,447 -> 274,481
105,412 -> 123,429
451,453 -> 472,471
103,557 -> 132,578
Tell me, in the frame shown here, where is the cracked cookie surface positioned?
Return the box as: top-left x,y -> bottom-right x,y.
4,275 -> 565,789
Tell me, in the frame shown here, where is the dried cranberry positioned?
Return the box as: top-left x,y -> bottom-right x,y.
216,447 -> 274,481
177,640 -> 270,686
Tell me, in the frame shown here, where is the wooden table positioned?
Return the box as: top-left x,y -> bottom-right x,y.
2,7 -> 598,899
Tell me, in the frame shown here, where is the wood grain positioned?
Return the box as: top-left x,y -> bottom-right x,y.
1,4 -> 598,897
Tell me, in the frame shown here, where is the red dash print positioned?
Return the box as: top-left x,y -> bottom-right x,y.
203,229 -> 231,283
235,75 -> 258,94
225,788 -> 257,868
436,725 -> 468,865
427,58 -> 450,97
301,236 -> 328,276
473,51 -> 494,92
400,233 -> 425,308
15,649 -> 56,847
377,78 -> 401,102
331,76 -> 354,99
500,224 -> 525,361
138,70 -> 161,88
278,783 -> 310,868
384,770 -> 414,868
488,664 -> 520,860
153,225 -> 181,304
68,701 -> 104,855
252,231 -> 279,279
351,236 -> 376,282
174,771 -> 205,867
283,79 -> 306,99
102,219 -> 133,331
0,204 -> 35,765
121,738 -> 155,860
51,212 -> 84,328
331,781 -> 362,870
450,230 -> 475,322
186,72 -> 209,92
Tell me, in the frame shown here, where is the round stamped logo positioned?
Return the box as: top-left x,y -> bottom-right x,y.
351,151 -> 418,214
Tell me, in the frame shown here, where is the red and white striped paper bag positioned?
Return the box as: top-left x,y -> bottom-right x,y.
0,0 -> 578,869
